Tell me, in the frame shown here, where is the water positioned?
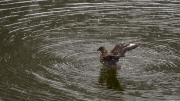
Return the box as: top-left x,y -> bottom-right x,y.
0,0 -> 180,101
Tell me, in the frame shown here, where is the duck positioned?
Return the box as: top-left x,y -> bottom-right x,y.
97,44 -> 140,68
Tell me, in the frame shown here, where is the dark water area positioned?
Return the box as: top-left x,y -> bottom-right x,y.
0,0 -> 180,101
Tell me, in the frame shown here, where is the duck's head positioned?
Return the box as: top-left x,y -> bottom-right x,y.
97,46 -> 107,53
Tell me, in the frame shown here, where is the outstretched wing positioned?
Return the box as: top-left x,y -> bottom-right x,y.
125,44 -> 141,51
111,44 -> 127,56
111,44 -> 140,56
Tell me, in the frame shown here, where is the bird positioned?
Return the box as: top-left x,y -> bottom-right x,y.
97,44 -> 140,68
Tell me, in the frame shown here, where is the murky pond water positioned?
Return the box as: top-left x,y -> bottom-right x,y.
0,0 -> 180,101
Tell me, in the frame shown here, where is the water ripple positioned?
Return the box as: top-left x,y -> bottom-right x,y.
1,0 -> 180,101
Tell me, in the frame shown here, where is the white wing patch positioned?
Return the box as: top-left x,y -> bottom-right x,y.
128,44 -> 135,47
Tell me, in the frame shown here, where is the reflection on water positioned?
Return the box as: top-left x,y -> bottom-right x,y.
0,0 -> 180,101
99,67 -> 124,91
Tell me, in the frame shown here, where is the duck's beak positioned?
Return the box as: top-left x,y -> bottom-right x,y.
97,49 -> 100,51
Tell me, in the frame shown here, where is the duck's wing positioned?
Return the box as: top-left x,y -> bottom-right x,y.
124,44 -> 141,51
111,44 -> 140,56
111,44 -> 126,56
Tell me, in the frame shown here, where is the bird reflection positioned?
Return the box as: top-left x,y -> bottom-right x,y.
98,67 -> 124,91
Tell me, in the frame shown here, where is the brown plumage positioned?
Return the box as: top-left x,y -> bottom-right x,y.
97,44 -> 140,68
